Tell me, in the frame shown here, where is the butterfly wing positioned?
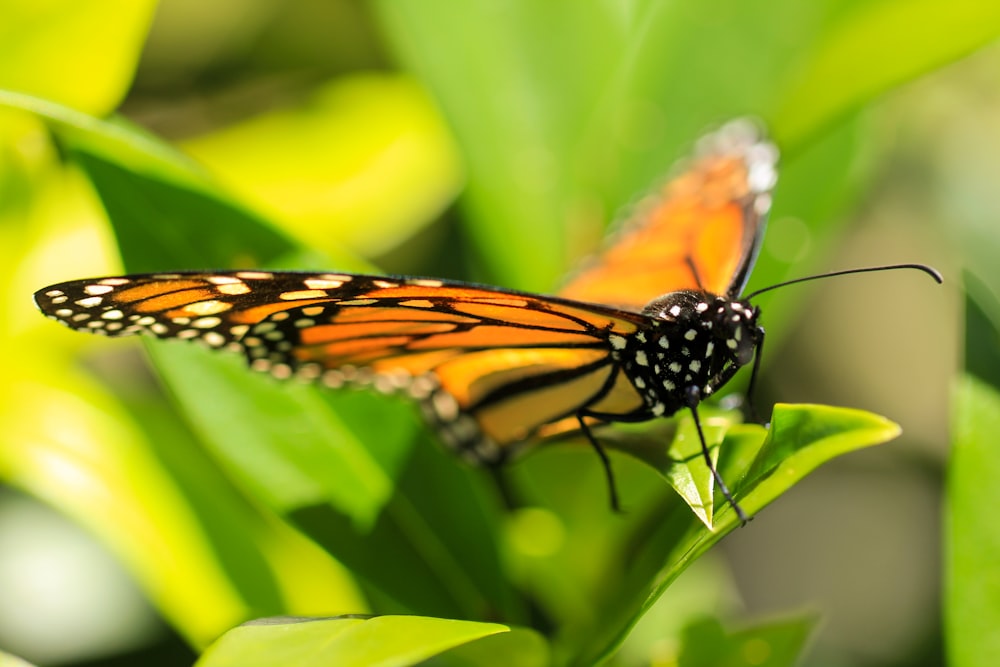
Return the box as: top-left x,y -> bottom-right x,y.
35,271 -> 652,461
559,120 -> 777,310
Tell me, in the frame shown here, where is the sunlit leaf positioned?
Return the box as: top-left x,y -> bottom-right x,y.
568,404 -> 899,664
0,648 -> 37,667
947,376 -> 1000,667
431,626 -> 549,667
5,96 -> 371,643
772,0 -> 1000,146
0,0 -> 155,113
197,615 -> 514,667
183,74 -> 463,258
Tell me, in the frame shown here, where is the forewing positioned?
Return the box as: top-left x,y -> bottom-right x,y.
35,271 -> 651,460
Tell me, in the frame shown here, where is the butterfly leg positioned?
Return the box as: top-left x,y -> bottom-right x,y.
745,326 -> 766,423
575,414 -> 622,513
684,387 -> 749,525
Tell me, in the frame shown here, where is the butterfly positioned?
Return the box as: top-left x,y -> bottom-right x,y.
35,120 -> 780,522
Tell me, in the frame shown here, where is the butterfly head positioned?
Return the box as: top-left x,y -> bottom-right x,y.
643,290 -> 760,369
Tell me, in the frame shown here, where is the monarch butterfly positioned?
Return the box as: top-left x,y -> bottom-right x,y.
32,120 -> 938,523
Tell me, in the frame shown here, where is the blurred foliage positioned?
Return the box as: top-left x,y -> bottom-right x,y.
948,377 -> 1000,667
0,1 -> 997,666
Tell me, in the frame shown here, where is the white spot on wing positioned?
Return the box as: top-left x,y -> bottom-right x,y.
281,289 -> 328,300
203,331 -> 226,347
217,282 -> 251,295
432,390 -> 460,422
184,300 -> 231,315
192,316 -> 222,329
305,278 -> 345,290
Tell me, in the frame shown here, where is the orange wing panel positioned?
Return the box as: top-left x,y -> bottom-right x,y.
560,123 -> 776,311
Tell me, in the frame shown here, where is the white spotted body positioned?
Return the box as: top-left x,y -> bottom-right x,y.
610,290 -> 761,420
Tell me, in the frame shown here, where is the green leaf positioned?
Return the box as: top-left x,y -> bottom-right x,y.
428,626 -> 549,667
666,412 -> 745,529
148,344 -> 414,526
676,614 -> 819,667
375,0 -> 630,289
196,615 -> 513,667
736,404 -> 900,518
0,360 -> 368,649
567,404 -> 900,665
182,74 -> 463,259
0,91 -> 220,193
70,150 -> 299,272
947,376 -> 1000,667
772,0 -> 1000,146
0,1 -> 156,113
611,410 -> 742,529
963,274 -> 1000,387
290,438 -> 522,624
0,649 -> 37,667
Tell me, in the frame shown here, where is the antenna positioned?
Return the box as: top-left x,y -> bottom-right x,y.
742,263 -> 942,301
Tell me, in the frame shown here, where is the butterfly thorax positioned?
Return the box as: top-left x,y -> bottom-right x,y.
611,290 -> 760,418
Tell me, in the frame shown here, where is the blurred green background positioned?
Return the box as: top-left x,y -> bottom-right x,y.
1,1 -> 998,665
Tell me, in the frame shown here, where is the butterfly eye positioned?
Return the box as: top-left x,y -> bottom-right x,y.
732,327 -> 758,366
